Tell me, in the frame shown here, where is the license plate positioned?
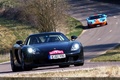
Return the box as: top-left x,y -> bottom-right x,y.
49,54 -> 66,59
96,25 -> 100,27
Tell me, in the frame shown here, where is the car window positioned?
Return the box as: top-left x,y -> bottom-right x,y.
26,33 -> 69,45
47,35 -> 61,42
42,35 -> 67,42
89,15 -> 104,20
27,36 -> 41,45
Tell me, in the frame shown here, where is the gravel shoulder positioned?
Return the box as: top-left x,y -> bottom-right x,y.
0,66 -> 120,77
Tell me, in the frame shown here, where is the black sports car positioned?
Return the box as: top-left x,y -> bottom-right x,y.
10,32 -> 84,72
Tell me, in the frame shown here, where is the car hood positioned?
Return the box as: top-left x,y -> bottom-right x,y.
31,41 -> 72,52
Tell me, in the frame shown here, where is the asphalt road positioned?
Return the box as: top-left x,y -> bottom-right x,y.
69,0 -> 120,61
0,0 -> 120,76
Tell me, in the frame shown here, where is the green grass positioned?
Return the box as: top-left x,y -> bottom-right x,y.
0,17 -> 39,63
66,16 -> 83,39
91,45 -> 120,62
0,54 -> 9,63
0,18 -> 38,54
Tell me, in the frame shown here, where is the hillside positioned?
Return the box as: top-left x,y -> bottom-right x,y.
0,17 -> 83,56
0,0 -> 83,55
0,18 -> 38,54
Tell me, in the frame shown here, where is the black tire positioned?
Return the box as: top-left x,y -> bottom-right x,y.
10,53 -> 20,72
74,63 -> 84,66
59,64 -> 70,68
87,24 -> 91,28
21,53 -> 27,71
74,51 -> 84,66
105,22 -> 108,25
21,53 -> 32,71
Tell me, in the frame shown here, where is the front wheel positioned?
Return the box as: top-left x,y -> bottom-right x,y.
10,53 -> 21,72
87,24 -> 91,28
21,53 -> 27,71
21,53 -> 32,71
105,22 -> 108,25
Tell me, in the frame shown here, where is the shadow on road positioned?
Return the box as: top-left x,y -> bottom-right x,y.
91,0 -> 120,5
83,43 -> 119,62
0,66 -> 59,74
0,71 -> 12,74
84,43 -> 119,52
32,66 -> 59,71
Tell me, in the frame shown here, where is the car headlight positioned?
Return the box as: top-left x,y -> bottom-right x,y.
71,43 -> 80,51
27,48 -> 36,54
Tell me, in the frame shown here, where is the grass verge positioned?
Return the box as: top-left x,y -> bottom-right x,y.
0,17 -> 38,63
91,45 -> 120,62
66,16 -> 83,39
0,54 -> 9,63
0,17 -> 38,52
0,66 -> 120,77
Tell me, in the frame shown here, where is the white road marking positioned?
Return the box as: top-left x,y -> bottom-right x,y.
113,16 -> 117,18
116,22 -> 118,24
109,30 -> 112,32
98,38 -> 101,40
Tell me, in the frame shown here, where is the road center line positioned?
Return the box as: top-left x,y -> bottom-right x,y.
113,16 -> 117,18
98,38 -> 101,40
109,30 -> 112,32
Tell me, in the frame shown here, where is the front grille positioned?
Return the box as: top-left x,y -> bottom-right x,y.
48,58 -> 66,63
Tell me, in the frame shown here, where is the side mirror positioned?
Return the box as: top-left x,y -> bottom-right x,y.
71,36 -> 77,41
16,40 -> 23,45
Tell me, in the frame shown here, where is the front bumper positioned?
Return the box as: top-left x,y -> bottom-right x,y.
24,50 -> 84,67
88,21 -> 107,27
30,59 -> 84,68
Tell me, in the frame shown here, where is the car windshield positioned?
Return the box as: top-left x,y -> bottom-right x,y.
89,15 -> 104,20
25,33 -> 69,45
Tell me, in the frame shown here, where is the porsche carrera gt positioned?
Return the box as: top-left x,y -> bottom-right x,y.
10,32 -> 84,72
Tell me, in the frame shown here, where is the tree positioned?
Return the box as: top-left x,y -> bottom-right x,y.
18,0 -> 69,32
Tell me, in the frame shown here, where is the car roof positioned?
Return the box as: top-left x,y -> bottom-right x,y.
90,14 -> 105,17
29,32 -> 63,36
87,14 -> 106,20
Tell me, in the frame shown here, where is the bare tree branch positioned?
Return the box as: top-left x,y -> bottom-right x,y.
18,0 -> 69,32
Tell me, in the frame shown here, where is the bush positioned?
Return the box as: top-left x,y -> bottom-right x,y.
0,0 -> 69,32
